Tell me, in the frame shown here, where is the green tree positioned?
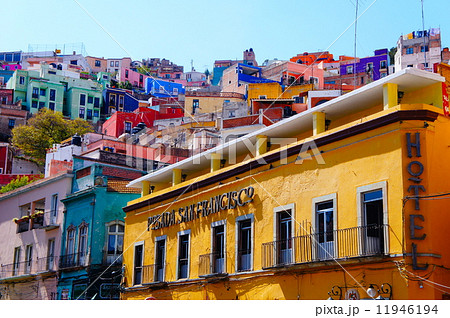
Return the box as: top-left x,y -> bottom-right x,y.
0,176 -> 35,193
118,81 -> 132,90
389,47 -> 397,65
12,109 -> 93,163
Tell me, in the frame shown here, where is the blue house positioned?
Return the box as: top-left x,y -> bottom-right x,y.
145,78 -> 184,98
57,156 -> 145,300
102,87 -> 139,117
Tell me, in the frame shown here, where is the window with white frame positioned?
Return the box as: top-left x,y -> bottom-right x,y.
133,242 -> 144,285
357,181 -> 388,255
211,220 -> 226,274
106,221 -> 124,265
25,244 -> 33,274
155,236 -> 166,282
312,194 -> 337,261
274,204 -> 294,265
13,247 -> 21,276
66,227 -> 76,256
47,239 -> 56,271
236,214 -> 253,272
78,224 -> 88,265
177,231 -> 190,279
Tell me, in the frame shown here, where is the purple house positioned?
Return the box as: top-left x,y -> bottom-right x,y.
340,49 -> 389,85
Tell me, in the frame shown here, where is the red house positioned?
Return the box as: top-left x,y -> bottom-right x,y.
102,106 -> 184,138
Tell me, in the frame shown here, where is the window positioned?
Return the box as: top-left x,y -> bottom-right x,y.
119,95 -> 124,108
236,215 -> 253,272
25,244 -> 33,274
32,87 -> 39,98
40,88 -> 46,96
94,110 -> 99,117
95,60 -> 101,67
313,194 -> 336,261
124,121 -> 132,134
110,61 -> 114,67
86,109 -> 92,120
38,101 -> 45,109
109,94 -> 116,106
177,231 -> 190,279
13,247 -> 21,276
155,236 -> 166,282
79,107 -> 85,119
346,65 -> 354,74
67,227 -> 76,256
159,86 -> 164,93
72,283 -> 87,300
406,47 -> 414,54
106,222 -> 124,265
380,60 -> 387,69
78,224 -> 88,265
192,99 -> 199,114
229,110 -> 236,118
49,102 -> 55,111
211,221 -> 226,274
115,61 -> 119,67
50,194 -> 58,224
70,60 -> 77,65
125,70 -> 129,78
407,64 -> 414,68
49,89 -> 56,101
366,63 -> 373,72
173,87 -> 178,95
47,239 -> 56,270
80,94 -> 86,106
19,76 -> 25,85
94,97 -> 100,108
31,100 -> 38,108
421,46 -> 429,52
133,242 -> 144,285
276,210 -> 292,264
8,119 -> 15,130
88,96 -> 93,104
357,182 -> 388,255
165,74 -> 171,79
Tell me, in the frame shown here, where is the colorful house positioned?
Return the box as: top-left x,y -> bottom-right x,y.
0,172 -> 73,300
121,68 -> 450,300
56,156 -> 144,300
102,87 -> 139,117
145,78 -> 184,99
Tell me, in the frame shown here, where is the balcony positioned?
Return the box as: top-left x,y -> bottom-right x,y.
262,224 -> 388,269
0,256 -> 59,280
59,252 -> 89,269
142,264 -> 166,285
198,252 -> 227,277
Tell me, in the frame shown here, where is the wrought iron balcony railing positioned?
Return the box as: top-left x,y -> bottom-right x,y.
59,252 -> 89,269
142,263 -> 166,284
262,224 -> 388,269
198,252 -> 227,276
0,256 -> 59,279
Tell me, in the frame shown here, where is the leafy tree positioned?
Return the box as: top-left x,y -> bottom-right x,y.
0,176 -> 35,193
118,81 -> 132,90
389,47 -> 397,65
12,109 -> 93,163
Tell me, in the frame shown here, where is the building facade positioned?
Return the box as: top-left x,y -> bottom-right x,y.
0,173 -> 73,300
121,68 -> 450,300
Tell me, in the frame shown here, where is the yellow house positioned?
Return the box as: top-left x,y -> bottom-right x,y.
121,68 -> 450,300
184,91 -> 245,115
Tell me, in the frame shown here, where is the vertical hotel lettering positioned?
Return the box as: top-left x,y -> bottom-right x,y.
406,132 -> 428,270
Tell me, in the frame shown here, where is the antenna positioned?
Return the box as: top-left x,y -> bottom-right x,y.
421,0 -> 427,70
353,0 -> 359,88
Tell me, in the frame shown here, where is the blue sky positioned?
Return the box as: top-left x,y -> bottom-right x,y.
1,0 -> 449,72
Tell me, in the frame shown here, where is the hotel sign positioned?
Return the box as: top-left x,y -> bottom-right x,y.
148,186 -> 255,230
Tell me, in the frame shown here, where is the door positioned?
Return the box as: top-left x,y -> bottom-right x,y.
316,202 -> 334,260
277,211 -> 292,264
363,190 -> 384,254
155,240 -> 165,282
213,225 -> 225,273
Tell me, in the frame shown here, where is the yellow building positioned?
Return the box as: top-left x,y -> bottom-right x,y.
121,68 -> 450,300
184,91 -> 245,115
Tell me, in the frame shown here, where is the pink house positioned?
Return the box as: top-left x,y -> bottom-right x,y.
0,172 -> 73,299
119,68 -> 152,89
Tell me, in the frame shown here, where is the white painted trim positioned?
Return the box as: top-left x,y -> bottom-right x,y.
273,203 -> 295,242
356,181 -> 389,254
154,235 -> 167,282
211,220 -> 226,273
235,214 -> 254,272
132,241 -> 144,286
176,230 -> 191,280
311,193 -> 337,259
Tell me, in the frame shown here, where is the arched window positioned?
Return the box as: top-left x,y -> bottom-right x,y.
78,222 -> 89,265
106,221 -> 124,265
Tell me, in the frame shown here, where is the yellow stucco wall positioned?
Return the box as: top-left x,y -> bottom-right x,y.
122,82 -> 450,300
185,96 -> 244,115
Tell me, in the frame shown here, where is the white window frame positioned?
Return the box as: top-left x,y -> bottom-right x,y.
356,181 -> 389,254
176,230 -> 191,280
235,214 -> 254,272
273,203 -> 295,264
211,220 -> 226,273
154,235 -> 167,282
105,220 -> 125,265
25,244 -> 33,274
311,193 -> 337,259
133,241 -> 144,286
